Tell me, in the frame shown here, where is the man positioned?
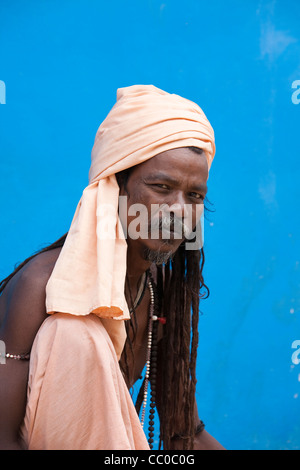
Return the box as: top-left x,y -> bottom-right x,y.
0,85 -> 224,450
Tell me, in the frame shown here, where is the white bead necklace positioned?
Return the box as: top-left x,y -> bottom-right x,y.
140,277 -> 155,428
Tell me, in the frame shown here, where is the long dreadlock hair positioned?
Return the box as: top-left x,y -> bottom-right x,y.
159,245 -> 207,449
0,147 -> 211,450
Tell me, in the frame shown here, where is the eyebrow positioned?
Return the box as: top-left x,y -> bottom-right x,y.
143,172 -> 208,195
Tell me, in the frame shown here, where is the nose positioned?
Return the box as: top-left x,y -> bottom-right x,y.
166,191 -> 186,218
164,191 -> 203,232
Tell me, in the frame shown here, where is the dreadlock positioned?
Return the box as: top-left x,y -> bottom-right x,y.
158,245 -> 208,449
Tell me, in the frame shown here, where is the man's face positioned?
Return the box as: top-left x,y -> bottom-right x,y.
118,147 -> 208,263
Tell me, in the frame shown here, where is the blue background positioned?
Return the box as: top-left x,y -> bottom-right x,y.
1,0 -> 300,450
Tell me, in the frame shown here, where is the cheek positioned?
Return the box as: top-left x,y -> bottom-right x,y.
119,187 -> 152,238
126,182 -> 154,216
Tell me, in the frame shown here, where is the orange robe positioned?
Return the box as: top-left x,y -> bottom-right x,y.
20,313 -> 149,450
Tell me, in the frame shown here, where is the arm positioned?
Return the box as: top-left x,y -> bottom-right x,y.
0,358 -> 29,449
0,253 -> 55,449
169,401 -> 226,451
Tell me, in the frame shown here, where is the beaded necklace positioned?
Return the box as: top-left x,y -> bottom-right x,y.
133,271 -> 165,450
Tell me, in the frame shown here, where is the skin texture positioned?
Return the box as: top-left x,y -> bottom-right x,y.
0,148 -> 225,450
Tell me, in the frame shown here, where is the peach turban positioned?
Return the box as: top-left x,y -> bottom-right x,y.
45,84 -> 215,358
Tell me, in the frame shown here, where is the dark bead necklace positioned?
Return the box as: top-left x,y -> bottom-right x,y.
131,270 -> 165,450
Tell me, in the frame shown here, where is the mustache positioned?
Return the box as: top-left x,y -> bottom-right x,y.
148,213 -> 191,238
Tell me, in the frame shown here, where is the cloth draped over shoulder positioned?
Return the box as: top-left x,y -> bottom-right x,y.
20,313 -> 150,450
45,84 -> 216,359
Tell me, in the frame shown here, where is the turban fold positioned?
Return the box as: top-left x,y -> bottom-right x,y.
46,85 -> 215,358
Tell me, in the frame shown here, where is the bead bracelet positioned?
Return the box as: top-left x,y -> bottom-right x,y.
0,352 -> 30,360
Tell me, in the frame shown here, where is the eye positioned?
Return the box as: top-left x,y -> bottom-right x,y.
189,192 -> 205,201
152,183 -> 170,190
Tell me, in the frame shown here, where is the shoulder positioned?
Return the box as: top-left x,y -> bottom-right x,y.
0,248 -> 62,354
20,247 -> 62,284
4,248 -> 62,313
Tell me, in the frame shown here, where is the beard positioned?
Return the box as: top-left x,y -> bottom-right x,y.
142,246 -> 175,265
142,212 -> 186,265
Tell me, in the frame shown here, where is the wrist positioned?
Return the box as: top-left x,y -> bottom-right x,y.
171,420 -> 205,441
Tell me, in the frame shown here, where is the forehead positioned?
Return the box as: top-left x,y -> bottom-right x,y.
130,147 -> 209,181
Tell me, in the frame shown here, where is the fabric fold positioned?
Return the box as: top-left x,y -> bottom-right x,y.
20,314 -> 149,450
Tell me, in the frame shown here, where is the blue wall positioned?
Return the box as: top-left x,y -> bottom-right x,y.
1,0 -> 299,450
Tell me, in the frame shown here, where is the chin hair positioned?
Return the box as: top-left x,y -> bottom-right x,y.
143,247 -> 175,266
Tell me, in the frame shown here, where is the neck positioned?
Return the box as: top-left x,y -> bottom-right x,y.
126,241 -> 152,293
